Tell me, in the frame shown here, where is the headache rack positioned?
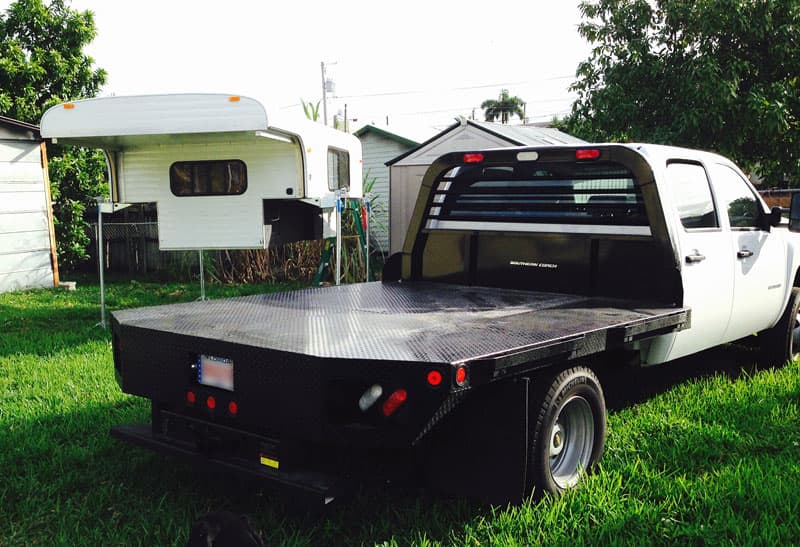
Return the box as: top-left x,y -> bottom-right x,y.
423,159 -> 649,235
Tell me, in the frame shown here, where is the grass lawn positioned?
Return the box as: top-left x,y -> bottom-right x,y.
1,278 -> 799,545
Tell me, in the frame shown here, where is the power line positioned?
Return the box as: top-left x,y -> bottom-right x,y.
333,75 -> 575,100
280,75 -> 575,107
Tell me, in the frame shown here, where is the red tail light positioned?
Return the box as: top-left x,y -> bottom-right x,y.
206,396 -> 216,410
426,370 -> 443,387
575,149 -> 601,160
228,401 -> 238,415
455,365 -> 468,387
463,153 -> 484,163
186,391 -> 196,404
382,389 -> 408,417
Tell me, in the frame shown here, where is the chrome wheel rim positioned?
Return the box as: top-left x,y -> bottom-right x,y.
549,395 -> 595,489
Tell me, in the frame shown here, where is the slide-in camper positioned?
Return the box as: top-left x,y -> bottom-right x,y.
40,94 -> 362,250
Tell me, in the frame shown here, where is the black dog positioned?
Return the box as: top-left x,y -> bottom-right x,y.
186,511 -> 264,547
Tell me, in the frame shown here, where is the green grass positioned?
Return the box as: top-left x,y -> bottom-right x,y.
1,279 -> 799,545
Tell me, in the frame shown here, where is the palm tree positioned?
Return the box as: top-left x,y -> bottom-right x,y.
481,89 -> 526,124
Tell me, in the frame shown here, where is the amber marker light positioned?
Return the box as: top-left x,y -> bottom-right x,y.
228,96 -> 241,102
63,103 -> 75,109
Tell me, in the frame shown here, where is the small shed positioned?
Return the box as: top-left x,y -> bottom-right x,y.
353,124 -> 436,254
386,119 -> 586,253
0,116 -> 58,293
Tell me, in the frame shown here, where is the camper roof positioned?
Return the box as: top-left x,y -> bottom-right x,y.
40,93 -> 274,146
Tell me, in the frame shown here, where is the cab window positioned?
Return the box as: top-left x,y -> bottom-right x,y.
710,164 -> 761,229
665,162 -> 718,229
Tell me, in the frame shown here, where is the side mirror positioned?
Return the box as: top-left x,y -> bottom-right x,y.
768,206 -> 783,228
790,194 -> 800,232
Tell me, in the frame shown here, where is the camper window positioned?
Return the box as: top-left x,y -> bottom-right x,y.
327,148 -> 350,191
170,160 -> 248,196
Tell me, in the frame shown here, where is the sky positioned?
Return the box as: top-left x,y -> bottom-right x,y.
5,0 -> 593,133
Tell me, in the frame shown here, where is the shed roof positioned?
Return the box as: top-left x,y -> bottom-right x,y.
0,115 -> 41,140
386,119 -> 585,166
353,123 -> 437,148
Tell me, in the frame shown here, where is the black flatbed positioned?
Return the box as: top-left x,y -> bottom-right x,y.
112,281 -> 689,369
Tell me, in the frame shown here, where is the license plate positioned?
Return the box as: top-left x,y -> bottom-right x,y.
198,354 -> 234,391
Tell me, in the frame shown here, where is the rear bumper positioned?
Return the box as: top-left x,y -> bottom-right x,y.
111,423 -> 342,505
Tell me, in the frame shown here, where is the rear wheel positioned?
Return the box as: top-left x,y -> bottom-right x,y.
760,287 -> 800,367
529,366 -> 606,496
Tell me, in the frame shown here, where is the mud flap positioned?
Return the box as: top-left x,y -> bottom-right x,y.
420,377 -> 530,504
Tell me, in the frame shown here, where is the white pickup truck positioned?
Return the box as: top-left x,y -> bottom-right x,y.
107,143 -> 800,504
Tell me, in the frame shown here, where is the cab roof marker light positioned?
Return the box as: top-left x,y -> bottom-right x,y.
63,103 -> 75,109
228,95 -> 241,102
358,384 -> 383,412
576,148 -> 601,160
463,153 -> 484,163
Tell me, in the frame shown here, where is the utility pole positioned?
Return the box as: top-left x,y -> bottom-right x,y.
320,61 -> 328,126
320,61 -> 337,126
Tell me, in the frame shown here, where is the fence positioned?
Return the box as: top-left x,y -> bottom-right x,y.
88,221 -> 194,275
759,188 -> 799,209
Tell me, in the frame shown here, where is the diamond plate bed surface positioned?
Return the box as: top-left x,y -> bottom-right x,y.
112,281 -> 684,364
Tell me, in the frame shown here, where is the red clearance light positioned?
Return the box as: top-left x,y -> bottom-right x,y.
463,153 -> 484,163
427,370 -> 443,387
382,389 -> 408,417
455,366 -> 468,387
228,401 -> 238,415
575,149 -> 601,160
186,391 -> 196,404
206,396 -> 216,410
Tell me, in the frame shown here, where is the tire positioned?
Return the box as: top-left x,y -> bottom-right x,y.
528,366 -> 607,497
760,286 -> 800,368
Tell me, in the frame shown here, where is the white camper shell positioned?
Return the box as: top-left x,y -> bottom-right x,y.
40,94 -> 362,250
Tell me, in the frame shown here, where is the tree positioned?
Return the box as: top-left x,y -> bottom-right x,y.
301,98 -> 321,122
1,0 -> 107,267
564,0 -> 800,186
481,89 -> 526,124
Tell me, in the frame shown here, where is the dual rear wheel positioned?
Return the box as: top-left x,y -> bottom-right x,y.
528,366 -> 607,496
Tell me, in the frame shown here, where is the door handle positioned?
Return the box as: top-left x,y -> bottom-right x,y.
685,252 -> 706,264
737,249 -> 754,259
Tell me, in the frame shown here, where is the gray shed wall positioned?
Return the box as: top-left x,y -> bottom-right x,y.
0,138 -> 56,293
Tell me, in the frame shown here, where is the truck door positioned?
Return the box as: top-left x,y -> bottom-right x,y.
708,163 -> 786,341
664,161 -> 735,359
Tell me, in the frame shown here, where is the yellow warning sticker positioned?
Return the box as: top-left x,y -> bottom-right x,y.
259,455 -> 279,469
